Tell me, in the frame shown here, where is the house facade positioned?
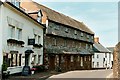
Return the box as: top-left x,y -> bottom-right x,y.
107,47 -> 114,68
92,37 -> 112,69
21,1 -> 95,71
0,1 -> 45,76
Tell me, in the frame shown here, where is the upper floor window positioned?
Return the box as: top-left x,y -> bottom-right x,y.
65,28 -> 69,33
79,43 -> 81,48
34,34 -> 37,44
86,44 -> 88,49
97,55 -> 99,58
92,36 -> 94,40
16,28 -> 22,40
64,39 -> 67,47
55,25 -> 60,30
81,32 -> 83,37
34,34 -> 41,44
53,38 -> 57,46
90,45 -> 92,49
38,36 -> 41,44
87,35 -> 89,39
9,25 -> 15,38
105,53 -> 107,58
74,30 -> 77,35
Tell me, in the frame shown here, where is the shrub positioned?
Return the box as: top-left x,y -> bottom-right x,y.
33,65 -> 45,72
2,61 -> 8,71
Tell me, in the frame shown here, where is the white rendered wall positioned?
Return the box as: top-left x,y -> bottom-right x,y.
92,52 -> 112,68
0,5 -> 3,78
1,4 -> 44,74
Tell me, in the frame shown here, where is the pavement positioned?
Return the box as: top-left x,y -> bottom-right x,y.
7,69 -> 113,80
8,71 -> 62,80
48,69 -> 113,79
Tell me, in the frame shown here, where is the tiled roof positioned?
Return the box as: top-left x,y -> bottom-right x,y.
93,42 -> 111,53
33,2 -> 94,34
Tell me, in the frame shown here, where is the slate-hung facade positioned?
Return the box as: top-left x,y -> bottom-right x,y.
21,1 -> 94,71
0,1 -> 45,75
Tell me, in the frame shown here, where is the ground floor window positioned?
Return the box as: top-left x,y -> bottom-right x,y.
92,62 -> 94,67
97,62 -> 99,67
80,57 -> 83,66
38,55 -> 41,64
71,56 -> 73,62
3,53 -> 22,67
32,55 -> 36,64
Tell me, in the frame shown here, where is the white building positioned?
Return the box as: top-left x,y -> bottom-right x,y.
107,47 -> 114,68
0,1 -> 45,76
92,37 -> 112,69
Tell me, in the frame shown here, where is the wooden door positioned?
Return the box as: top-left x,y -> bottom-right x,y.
49,56 -> 55,70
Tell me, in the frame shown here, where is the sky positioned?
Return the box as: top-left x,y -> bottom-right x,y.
34,0 -> 118,47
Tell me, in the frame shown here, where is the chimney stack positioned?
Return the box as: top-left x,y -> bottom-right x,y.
94,37 -> 99,43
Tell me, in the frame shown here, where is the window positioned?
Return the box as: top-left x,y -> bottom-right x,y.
11,0 -> 20,8
90,45 -> 92,49
92,62 -> 94,67
86,44 -> 88,49
32,55 -> 36,64
105,53 -> 107,58
9,25 -> 15,38
71,56 -> 73,62
109,54 -> 111,59
97,55 -> 99,58
34,34 -> 37,43
72,41 -> 75,48
38,55 -> 41,64
81,32 -> 83,37
4,53 -> 22,67
17,28 -> 22,40
65,28 -> 69,33
64,39 -> 67,47
79,43 -> 81,48
55,25 -> 59,30
87,35 -> 89,39
97,62 -> 99,67
91,36 -> 94,40
53,38 -> 57,46
89,56 -> 91,61
19,54 -> 22,66
84,56 -> 86,61
74,30 -> 77,35
80,57 -> 83,66
38,36 -> 41,44
78,56 -> 80,61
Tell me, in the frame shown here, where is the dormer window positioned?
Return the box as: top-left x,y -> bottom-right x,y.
37,10 -> 43,23
11,0 -> 20,8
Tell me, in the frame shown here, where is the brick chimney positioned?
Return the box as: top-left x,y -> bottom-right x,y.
94,37 -> 99,43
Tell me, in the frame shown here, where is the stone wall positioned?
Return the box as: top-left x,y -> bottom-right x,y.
113,42 -> 120,79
